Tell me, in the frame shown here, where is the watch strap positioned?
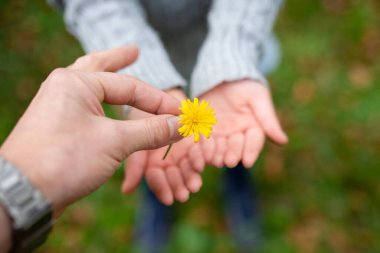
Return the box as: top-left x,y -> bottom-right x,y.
0,157 -> 53,253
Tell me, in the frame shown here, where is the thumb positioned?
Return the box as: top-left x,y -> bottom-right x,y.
249,86 -> 288,145
116,115 -> 182,155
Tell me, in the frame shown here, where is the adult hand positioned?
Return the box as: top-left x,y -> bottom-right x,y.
199,79 -> 288,168
0,46 -> 183,216
122,88 -> 205,205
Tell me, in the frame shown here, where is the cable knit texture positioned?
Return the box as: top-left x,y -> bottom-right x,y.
49,0 -> 282,98
58,0 -> 186,91
191,0 -> 282,97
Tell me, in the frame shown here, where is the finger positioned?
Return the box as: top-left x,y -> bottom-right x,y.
81,71 -> 181,115
146,168 -> 173,205
242,128 -> 265,168
200,135 -> 216,164
115,116 -> 182,155
68,46 -> 139,72
188,144 -> 205,172
166,166 -> 190,203
224,133 -> 245,168
212,136 -> 227,168
249,86 -> 288,145
179,158 -> 202,193
122,151 -> 147,194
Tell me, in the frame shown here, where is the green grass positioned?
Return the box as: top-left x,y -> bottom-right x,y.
1,0 -> 380,252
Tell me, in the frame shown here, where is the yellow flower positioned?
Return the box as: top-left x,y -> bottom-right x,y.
178,98 -> 217,143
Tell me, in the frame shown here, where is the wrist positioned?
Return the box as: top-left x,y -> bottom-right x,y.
0,156 -> 53,252
0,147 -> 60,217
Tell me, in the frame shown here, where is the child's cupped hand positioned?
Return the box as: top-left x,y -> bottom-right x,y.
199,79 -> 288,169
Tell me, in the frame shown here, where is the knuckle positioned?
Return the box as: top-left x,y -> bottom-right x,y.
86,52 -> 98,63
41,68 -> 81,97
44,68 -> 69,87
87,52 -> 105,70
49,68 -> 68,79
145,118 -> 169,148
72,56 -> 86,67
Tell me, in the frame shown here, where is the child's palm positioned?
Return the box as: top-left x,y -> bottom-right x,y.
199,80 -> 287,168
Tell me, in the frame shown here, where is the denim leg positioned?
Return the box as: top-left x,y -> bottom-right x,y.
223,34 -> 280,251
223,163 -> 262,252
134,182 -> 173,253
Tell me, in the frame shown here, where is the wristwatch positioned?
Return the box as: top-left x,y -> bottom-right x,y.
0,157 -> 53,253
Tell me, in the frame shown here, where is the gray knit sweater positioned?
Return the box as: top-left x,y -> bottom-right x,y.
50,0 -> 282,97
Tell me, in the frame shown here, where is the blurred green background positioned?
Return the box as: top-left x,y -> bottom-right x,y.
1,0 -> 380,252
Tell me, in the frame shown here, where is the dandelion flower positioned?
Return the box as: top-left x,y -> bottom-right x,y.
178,98 -> 217,143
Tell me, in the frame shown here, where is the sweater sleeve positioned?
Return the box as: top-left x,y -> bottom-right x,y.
56,0 -> 186,91
190,0 -> 283,97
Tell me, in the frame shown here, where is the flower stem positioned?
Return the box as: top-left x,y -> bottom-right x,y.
162,144 -> 173,160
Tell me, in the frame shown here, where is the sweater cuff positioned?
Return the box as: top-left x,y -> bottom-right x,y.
190,30 -> 267,98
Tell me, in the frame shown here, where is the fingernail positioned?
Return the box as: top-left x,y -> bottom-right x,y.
164,196 -> 174,206
188,180 -> 201,193
166,116 -> 181,141
177,189 -> 189,202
